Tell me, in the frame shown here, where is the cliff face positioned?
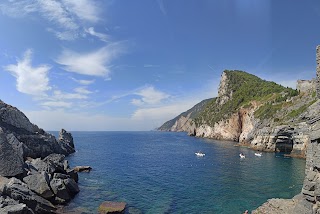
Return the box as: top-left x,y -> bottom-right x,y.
158,70 -> 316,157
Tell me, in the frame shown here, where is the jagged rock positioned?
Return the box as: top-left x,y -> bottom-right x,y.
26,154 -> 67,175
23,172 -> 54,199
0,202 -> 34,214
63,178 -> 79,195
0,128 -> 24,177
66,169 -> 78,183
0,101 -> 37,133
98,201 -> 127,214
58,129 -> 75,155
73,166 -> 92,172
50,178 -> 71,204
3,178 -> 56,213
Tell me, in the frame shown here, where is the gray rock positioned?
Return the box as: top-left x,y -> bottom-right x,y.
58,129 -> 75,155
0,128 -> 24,177
23,172 -> 54,199
0,100 -> 37,133
0,203 -> 34,214
50,178 -> 70,204
63,178 -> 79,195
3,178 -> 56,213
66,169 -> 78,183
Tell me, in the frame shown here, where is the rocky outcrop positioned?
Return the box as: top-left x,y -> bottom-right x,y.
193,107 -> 256,142
0,99 -> 79,213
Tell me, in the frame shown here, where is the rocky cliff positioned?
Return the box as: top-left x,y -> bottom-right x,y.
0,99 -> 78,213
158,70 -> 314,157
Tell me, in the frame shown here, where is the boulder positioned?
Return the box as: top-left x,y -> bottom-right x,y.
66,169 -> 78,183
23,172 -> 54,199
3,178 -> 56,213
26,154 -> 66,175
73,166 -> 92,172
0,202 -> 34,214
0,128 -> 24,177
98,201 -> 127,214
50,178 -> 70,204
63,178 -> 80,195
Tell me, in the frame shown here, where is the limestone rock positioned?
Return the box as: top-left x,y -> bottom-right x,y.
98,201 -> 127,214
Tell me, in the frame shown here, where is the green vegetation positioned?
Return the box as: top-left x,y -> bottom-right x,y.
194,70 -> 299,126
286,99 -> 317,119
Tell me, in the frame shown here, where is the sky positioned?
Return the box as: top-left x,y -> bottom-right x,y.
0,0 -> 320,131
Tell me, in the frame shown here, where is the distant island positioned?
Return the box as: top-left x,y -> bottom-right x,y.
158,46 -> 320,213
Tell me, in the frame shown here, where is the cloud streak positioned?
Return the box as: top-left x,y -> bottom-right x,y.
132,86 -> 170,106
4,49 -> 51,96
85,27 -> 109,42
0,0 -> 101,41
56,43 -> 125,77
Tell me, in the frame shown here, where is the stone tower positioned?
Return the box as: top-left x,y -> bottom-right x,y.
317,45 -> 320,98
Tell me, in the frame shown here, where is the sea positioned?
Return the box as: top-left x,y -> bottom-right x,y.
52,131 -> 306,214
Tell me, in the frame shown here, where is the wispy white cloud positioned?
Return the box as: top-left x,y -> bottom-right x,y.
144,64 -> 160,68
4,49 -> 51,96
56,43 -> 125,77
71,77 -> 95,85
37,0 -> 79,30
132,86 -> 170,106
156,0 -> 167,16
41,101 -> 72,109
85,27 -> 109,42
40,86 -> 94,109
0,0 -> 101,41
47,28 -> 78,41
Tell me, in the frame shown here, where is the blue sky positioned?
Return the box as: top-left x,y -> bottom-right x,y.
0,0 -> 319,131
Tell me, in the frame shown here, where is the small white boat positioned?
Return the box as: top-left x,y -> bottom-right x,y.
255,152 -> 262,157
239,153 -> 245,158
195,152 -> 205,157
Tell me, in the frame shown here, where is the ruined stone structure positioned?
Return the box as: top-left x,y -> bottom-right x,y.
317,45 -> 320,98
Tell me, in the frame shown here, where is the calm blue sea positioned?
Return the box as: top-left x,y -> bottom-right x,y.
53,131 -> 306,214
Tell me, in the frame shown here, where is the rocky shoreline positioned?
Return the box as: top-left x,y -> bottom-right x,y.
0,100 -> 80,213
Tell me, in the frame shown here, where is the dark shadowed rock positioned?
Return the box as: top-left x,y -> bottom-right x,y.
23,172 -> 54,199
3,178 -> 56,213
0,195 -> 34,213
98,201 -> 127,214
50,178 -> 71,204
66,169 -> 78,183
0,128 -> 24,177
63,178 -> 79,195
